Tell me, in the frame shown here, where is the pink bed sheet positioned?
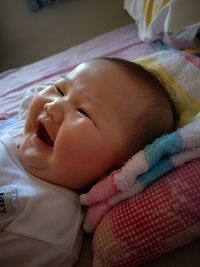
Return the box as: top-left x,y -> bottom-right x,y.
0,23 -> 158,118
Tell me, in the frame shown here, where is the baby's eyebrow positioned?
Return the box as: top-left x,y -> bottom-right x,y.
85,94 -> 100,108
56,77 -> 72,87
83,91 -> 105,115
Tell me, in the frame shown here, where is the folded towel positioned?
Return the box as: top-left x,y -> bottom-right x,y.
80,51 -> 200,233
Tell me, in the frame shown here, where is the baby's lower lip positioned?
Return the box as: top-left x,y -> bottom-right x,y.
31,133 -> 48,148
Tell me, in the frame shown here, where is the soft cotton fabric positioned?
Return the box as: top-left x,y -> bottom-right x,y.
0,134 -> 84,267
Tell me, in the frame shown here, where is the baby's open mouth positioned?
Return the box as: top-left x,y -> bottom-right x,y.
37,122 -> 54,147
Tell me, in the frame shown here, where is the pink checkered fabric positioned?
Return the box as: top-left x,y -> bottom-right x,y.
93,159 -> 200,267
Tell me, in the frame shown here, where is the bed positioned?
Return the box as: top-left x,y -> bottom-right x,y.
1,21 -> 200,267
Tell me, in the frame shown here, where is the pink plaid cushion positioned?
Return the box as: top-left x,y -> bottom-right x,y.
93,159 -> 200,267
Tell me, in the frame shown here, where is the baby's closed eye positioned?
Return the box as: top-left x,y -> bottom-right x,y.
77,108 -> 90,118
55,85 -> 64,96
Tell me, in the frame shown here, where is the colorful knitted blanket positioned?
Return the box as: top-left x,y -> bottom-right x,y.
80,51 -> 200,233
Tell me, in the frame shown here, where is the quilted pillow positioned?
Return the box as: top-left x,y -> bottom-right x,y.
92,159 -> 200,267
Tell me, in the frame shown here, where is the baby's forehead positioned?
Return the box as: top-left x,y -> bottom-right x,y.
64,59 -> 153,107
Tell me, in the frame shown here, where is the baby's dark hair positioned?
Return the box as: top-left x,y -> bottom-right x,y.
102,57 -> 178,155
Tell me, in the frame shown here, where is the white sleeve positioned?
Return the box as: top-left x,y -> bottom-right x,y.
0,231 -> 79,267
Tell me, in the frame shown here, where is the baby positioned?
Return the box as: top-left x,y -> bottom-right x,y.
0,58 -> 177,266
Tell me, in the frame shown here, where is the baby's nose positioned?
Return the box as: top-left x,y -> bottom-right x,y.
44,101 -> 63,124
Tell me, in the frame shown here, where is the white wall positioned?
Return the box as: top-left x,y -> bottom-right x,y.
0,0 -> 132,71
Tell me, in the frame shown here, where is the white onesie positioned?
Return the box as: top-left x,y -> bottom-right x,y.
0,134 -> 84,267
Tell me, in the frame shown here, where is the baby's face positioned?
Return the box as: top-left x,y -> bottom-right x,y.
19,60 -> 138,189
